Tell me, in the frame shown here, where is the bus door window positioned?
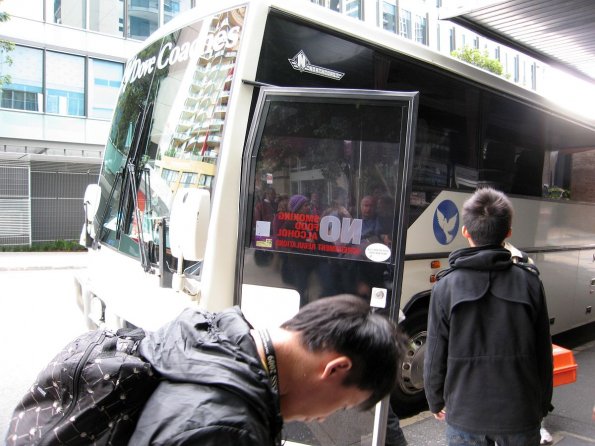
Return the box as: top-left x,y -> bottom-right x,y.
240,89 -> 417,315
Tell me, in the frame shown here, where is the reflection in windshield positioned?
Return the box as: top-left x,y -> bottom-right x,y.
95,7 -> 245,269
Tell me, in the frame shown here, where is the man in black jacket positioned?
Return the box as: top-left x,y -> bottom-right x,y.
130,294 -> 404,445
424,187 -> 553,446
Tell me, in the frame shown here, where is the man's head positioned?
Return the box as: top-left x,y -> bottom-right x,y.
462,187 -> 513,246
280,295 -> 403,416
360,195 -> 376,219
289,194 -> 310,213
264,187 -> 276,202
376,195 -> 394,218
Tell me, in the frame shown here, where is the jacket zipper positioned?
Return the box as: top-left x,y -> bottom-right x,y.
38,331 -> 107,446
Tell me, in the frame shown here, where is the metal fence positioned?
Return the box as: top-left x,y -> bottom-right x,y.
0,161 -> 30,246
0,160 -> 100,246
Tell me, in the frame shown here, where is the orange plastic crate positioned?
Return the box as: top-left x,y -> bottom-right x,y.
552,344 -> 578,387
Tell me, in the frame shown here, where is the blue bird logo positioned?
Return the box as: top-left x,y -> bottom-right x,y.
433,200 -> 459,245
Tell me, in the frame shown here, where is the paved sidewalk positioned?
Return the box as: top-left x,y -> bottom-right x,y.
0,251 -> 89,271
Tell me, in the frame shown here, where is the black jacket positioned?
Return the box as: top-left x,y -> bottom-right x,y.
129,307 -> 283,445
424,246 -> 553,434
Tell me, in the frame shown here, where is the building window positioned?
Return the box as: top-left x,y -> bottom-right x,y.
531,62 -> 537,90
495,46 -> 500,61
89,0 -> 124,36
473,36 -> 479,49
1,89 -> 38,111
180,172 -> 197,187
449,27 -> 456,52
161,168 -> 179,187
415,15 -> 427,45
522,60 -> 526,85
89,59 -> 124,119
199,174 -> 213,188
0,45 -> 124,118
164,0 -> 193,24
0,46 -> 43,111
46,51 -> 85,116
48,0 -> 195,36
382,2 -> 396,32
344,0 -> 362,19
400,9 -> 411,39
127,0 -> 159,40
330,0 -> 340,12
52,0 -> 86,28
514,55 -> 520,82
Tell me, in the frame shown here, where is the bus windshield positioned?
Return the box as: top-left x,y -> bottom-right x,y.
94,6 -> 245,264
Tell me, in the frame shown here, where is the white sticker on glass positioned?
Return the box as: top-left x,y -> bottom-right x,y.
365,243 -> 391,262
255,221 -> 271,237
370,288 -> 387,308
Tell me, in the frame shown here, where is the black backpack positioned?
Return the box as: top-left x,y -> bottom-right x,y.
5,327 -> 160,445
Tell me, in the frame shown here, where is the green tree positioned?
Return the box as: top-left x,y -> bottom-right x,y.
451,46 -> 503,76
0,1 -> 15,90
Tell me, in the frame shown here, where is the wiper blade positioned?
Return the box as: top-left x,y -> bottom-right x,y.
126,162 -> 151,273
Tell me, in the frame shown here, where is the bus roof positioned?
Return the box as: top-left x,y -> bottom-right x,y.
137,0 -> 595,129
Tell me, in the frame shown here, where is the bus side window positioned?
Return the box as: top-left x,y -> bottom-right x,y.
511,148 -> 543,197
478,140 -> 515,192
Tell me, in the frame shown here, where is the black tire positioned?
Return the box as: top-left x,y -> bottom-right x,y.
391,308 -> 429,418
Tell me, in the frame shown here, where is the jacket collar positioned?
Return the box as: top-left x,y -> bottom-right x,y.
449,245 -> 512,271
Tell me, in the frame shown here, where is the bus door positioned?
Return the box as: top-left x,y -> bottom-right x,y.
238,87 -> 418,446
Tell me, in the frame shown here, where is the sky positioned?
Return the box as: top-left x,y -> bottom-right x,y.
541,67 -> 595,122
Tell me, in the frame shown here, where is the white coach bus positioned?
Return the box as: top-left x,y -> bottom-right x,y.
76,0 -> 595,442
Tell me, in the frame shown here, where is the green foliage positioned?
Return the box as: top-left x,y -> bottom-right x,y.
545,185 -> 570,200
0,240 -> 88,252
0,5 -> 15,89
451,46 -> 503,76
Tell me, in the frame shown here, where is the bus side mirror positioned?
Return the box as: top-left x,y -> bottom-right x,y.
169,188 -> 210,262
84,184 -> 101,221
80,184 -> 101,247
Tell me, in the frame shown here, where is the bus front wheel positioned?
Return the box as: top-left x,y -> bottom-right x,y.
391,308 -> 429,417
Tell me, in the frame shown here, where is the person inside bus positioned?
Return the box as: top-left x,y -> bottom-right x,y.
254,186 -> 277,224
424,187 -> 553,446
321,186 -> 351,221
270,193 -> 289,243
354,195 -> 385,290
359,195 -> 379,243
308,190 -> 322,216
279,194 -> 315,306
375,194 -> 395,246
129,294 -> 406,446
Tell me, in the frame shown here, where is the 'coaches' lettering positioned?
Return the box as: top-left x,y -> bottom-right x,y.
123,25 -> 241,85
